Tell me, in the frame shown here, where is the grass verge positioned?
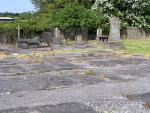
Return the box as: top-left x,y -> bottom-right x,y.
118,39 -> 150,57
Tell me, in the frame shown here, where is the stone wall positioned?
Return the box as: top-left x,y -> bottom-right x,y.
121,27 -> 150,39
145,32 -> 150,38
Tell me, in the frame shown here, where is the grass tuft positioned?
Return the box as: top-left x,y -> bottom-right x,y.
84,69 -> 95,76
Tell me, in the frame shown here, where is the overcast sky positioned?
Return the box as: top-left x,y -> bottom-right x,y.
0,0 -> 35,13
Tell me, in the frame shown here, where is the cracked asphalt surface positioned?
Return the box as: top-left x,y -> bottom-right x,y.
0,49 -> 150,113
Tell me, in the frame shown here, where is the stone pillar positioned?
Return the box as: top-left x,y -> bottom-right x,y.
96,28 -> 102,40
109,17 -> 121,42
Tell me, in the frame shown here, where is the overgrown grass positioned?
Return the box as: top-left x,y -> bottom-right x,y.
14,41 -> 102,60
121,39 -> 150,56
52,41 -> 102,55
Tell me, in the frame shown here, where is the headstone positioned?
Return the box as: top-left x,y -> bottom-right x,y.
76,28 -> 88,44
96,28 -> 102,40
76,35 -> 83,44
17,38 -> 40,49
53,28 -> 61,45
48,32 -> 52,46
17,42 -> 28,49
40,32 -> 51,46
76,28 -> 83,44
60,33 -> 65,45
82,28 -> 88,43
109,17 -> 121,42
16,25 -> 22,40
0,33 -> 4,44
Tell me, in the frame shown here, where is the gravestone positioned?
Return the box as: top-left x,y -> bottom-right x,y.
109,17 -> 121,42
76,35 -> 83,44
40,32 -> 52,47
96,28 -> 102,40
0,33 -> 5,44
76,28 -> 83,44
82,28 -> 88,43
76,28 -> 88,44
60,33 -> 65,45
17,42 -> 28,49
16,25 -> 22,40
17,38 -> 40,49
52,28 -> 61,45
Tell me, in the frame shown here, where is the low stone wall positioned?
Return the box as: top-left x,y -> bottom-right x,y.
145,32 -> 150,38
121,27 -> 150,39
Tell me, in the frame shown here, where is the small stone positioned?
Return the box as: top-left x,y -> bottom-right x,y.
5,92 -> 11,95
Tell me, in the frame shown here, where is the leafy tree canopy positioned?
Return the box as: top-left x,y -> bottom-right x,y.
52,3 -> 108,31
31,0 -> 95,9
93,0 -> 150,30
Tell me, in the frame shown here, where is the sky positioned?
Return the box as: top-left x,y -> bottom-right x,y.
0,0 -> 35,13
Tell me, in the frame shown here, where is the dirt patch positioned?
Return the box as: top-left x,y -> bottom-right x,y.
144,103 -> 150,109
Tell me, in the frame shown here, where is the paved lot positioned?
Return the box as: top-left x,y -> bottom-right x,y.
0,49 -> 150,113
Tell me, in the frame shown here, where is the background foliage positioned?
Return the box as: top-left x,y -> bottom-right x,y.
0,0 -> 149,43
93,0 -> 150,30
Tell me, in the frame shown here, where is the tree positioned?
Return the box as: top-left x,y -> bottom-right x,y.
52,3 -> 107,30
31,0 -> 95,9
18,12 -> 34,20
0,12 -> 19,18
93,0 -> 150,30
31,0 -> 51,8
